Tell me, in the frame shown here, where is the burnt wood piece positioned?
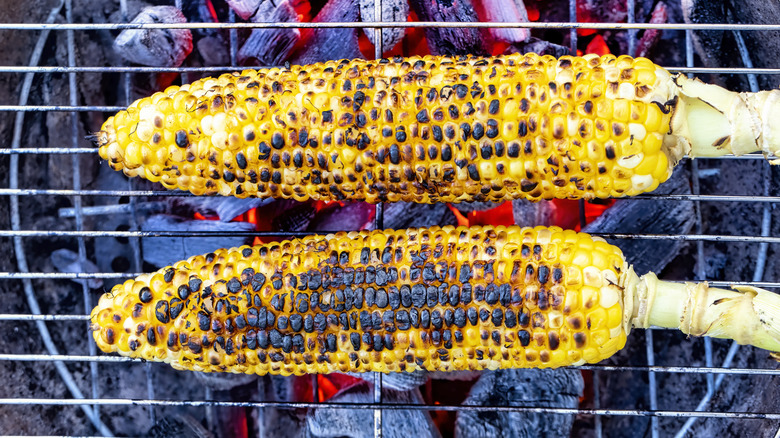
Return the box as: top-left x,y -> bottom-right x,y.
455,368 -> 583,438
634,1 -> 668,58
291,0 -> 364,65
582,166 -> 694,276
306,382 -> 440,438
408,0 -> 488,56
237,0 -> 302,66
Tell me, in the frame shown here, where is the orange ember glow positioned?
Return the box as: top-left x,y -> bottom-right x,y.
585,34 -> 610,56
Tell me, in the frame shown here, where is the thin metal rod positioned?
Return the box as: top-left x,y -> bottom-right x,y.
568,0 -> 577,54
627,0 -> 636,55
0,398 -> 778,419
4,353 -> 780,376
8,189 -> 780,204
4,21 -> 780,31
646,327 -> 659,438
593,370 -> 602,438
65,0 -> 100,417
6,229 -> 780,244
373,3 -> 384,435
7,1 -> 113,435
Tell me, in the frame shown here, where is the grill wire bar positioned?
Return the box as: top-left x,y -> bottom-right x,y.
1,3 -> 779,437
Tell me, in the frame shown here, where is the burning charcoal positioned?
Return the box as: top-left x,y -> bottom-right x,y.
475,0 -> 530,44
148,414 -> 213,438
308,202 -> 375,232
578,0 -> 628,23
170,197 -> 273,222
307,382 -> 439,438
344,370 -> 429,391
237,1 -> 306,66
453,201 -> 502,214
382,202 -> 457,229
272,202 -> 317,232
291,0 -> 364,64
455,369 -> 583,438
634,2 -> 668,58
358,0 -> 410,51
408,0 -> 487,55
50,248 -> 103,289
192,371 -> 258,391
140,214 -> 254,268
113,6 -> 193,67
582,166 -> 694,275
512,199 -> 556,227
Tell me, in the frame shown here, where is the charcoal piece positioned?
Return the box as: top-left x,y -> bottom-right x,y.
582,166 -> 694,275
113,6 -> 193,67
634,2 -> 668,58
382,202 -> 457,229
148,414 -> 213,438
505,37 -> 571,58
225,0 -> 264,20
272,202 -> 317,232
256,375 -> 307,438
453,201 -> 502,214
306,382 -> 440,438
237,0 -> 303,66
358,0 -> 409,51
141,214 -> 253,268
170,197 -> 274,222
455,369 -> 583,438
408,0 -> 487,55
291,0 -> 364,65
344,370 -> 429,391
512,199 -> 556,227
308,202 -> 375,232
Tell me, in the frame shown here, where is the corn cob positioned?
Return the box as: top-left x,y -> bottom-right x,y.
90,225 -> 780,375
95,53 -> 780,203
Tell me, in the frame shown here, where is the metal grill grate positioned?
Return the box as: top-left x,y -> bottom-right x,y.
1,0 -> 779,437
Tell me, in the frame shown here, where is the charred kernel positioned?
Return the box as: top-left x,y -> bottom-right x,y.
257,331 -> 270,349
197,312 -> 210,331
491,331 -> 501,345
431,310 -> 443,329
486,287 -> 499,305
271,132 -> 284,149
304,314 -> 314,332
549,332 -> 560,350
552,268 -> 564,283
138,287 -> 153,303
467,164 -> 480,181
538,265 -> 551,284
421,309 -> 431,328
395,129 -> 407,142
173,285 -> 189,301
350,332 -> 361,350
169,298 -> 184,319
479,308 -> 490,322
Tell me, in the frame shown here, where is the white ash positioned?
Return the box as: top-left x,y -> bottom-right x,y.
478,0 -> 531,44
50,248 -> 103,289
192,371 -> 258,391
359,0 -> 410,51
226,0 -> 265,20
113,6 -> 193,67
455,369 -> 583,438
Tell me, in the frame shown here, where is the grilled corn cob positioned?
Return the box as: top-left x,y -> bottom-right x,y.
90,225 -> 780,375
96,53 -> 780,203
